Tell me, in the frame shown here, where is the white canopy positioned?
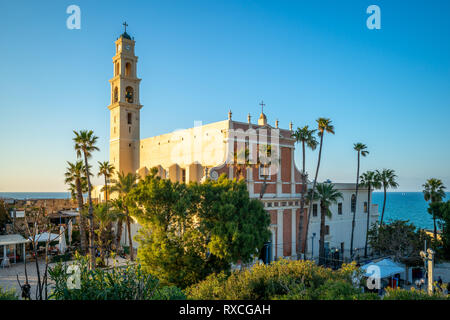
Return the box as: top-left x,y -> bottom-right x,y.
0,234 -> 30,246
29,233 -> 60,243
361,258 -> 405,279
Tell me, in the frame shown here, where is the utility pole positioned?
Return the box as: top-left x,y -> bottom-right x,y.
420,248 -> 435,295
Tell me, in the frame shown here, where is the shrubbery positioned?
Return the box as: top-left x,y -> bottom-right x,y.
0,286 -> 18,300
48,254 -> 185,300
383,287 -> 449,300
186,259 -> 378,300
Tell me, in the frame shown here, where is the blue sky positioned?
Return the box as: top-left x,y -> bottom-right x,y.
0,0 -> 449,192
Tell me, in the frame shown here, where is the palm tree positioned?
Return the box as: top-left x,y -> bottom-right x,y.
110,198 -> 127,251
73,130 -> 99,269
350,143 -> 369,257
93,203 -> 121,265
314,183 -> 343,265
64,160 -> 88,253
423,178 -> 446,241
110,171 -> 138,261
376,169 -> 399,226
292,126 -> 318,256
98,161 -> 115,203
359,171 -> 381,258
302,118 -> 335,255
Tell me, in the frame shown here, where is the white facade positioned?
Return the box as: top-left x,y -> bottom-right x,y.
306,182 -> 379,260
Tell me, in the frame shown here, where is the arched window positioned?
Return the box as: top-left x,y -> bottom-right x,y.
125,86 -> 134,103
125,62 -> 132,77
113,87 -> 118,102
351,194 -> 356,213
115,62 -> 120,76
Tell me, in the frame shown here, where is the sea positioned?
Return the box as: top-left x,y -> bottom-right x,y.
372,192 -> 450,230
0,192 -> 448,230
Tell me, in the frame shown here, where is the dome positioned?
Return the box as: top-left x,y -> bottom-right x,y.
121,31 -> 132,40
258,112 -> 267,125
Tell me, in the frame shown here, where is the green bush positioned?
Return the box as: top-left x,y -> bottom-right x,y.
383,287 -> 449,300
51,252 -> 72,263
153,285 -> 186,300
48,254 -> 184,300
186,259 -> 376,300
0,286 -> 18,300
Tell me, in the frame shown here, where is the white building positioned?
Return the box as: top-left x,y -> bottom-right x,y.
306,182 -> 379,261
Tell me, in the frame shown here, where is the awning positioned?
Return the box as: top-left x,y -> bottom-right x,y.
0,234 -> 30,246
48,210 -> 79,219
29,233 -> 60,243
361,258 -> 405,279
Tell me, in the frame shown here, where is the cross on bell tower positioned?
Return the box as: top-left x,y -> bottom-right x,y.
123,21 -> 128,33
258,100 -> 267,126
259,100 -> 266,114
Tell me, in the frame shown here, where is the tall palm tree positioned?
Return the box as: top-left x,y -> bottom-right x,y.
359,171 -> 381,258
110,171 -> 138,261
73,130 -> 99,269
314,183 -> 343,265
423,178 -> 446,241
97,161 -> 115,203
64,160 -> 88,253
302,118 -> 335,255
350,143 -> 369,257
292,126 -> 318,256
376,169 -> 399,226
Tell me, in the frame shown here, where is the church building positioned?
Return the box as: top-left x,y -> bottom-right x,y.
93,27 -> 378,263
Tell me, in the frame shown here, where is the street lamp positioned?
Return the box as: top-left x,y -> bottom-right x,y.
420,248 -> 435,295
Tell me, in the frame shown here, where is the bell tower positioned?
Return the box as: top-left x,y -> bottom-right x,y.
108,23 -> 142,176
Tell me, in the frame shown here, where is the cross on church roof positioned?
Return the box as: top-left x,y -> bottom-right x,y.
259,100 -> 266,114
123,21 -> 128,33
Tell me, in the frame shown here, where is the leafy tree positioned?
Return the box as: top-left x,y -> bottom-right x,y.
350,143 -> 369,257
368,220 -> 432,266
359,171 -> 381,257
73,130 -> 100,269
377,169 -> 399,225
64,160 -> 88,253
128,172 -> 270,288
313,183 -> 343,265
292,126 -> 318,255
110,171 -> 138,261
303,118 -> 335,255
423,178 -> 446,242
